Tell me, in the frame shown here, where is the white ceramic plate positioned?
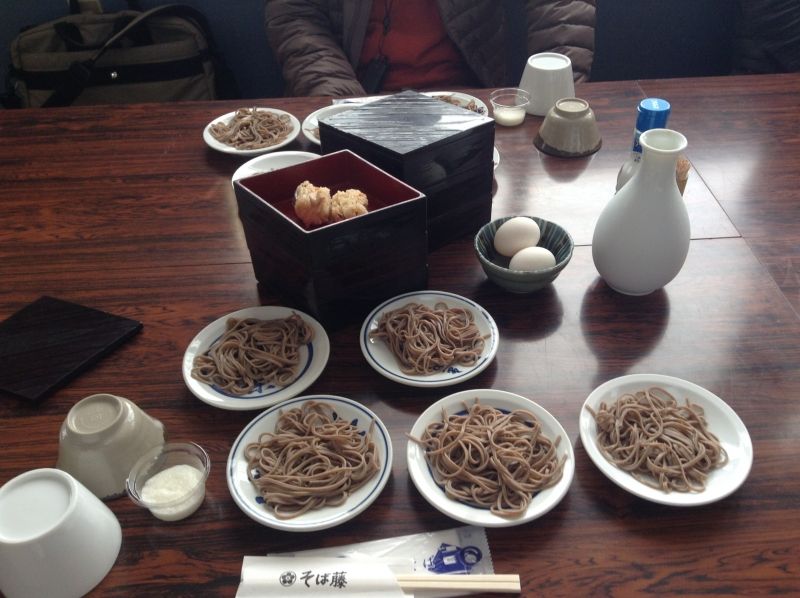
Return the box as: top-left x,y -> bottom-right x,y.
301,104 -> 357,146
231,151 -> 319,184
424,91 -> 489,116
203,108 -> 300,156
227,395 -> 393,531
407,388 -> 574,527
579,374 -> 753,506
360,290 -> 499,388
182,306 -> 329,411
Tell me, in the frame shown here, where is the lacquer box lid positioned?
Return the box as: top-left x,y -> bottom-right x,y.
320,90 -> 493,156
320,90 -> 495,193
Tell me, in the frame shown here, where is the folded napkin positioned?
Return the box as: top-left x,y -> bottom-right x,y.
237,556 -> 406,597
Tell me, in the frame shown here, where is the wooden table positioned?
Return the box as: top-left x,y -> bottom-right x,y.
1,74 -> 799,596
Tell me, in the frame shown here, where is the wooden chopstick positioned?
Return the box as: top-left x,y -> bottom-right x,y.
395,573 -> 521,593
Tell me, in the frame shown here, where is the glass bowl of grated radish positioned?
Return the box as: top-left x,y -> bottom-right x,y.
126,442 -> 210,522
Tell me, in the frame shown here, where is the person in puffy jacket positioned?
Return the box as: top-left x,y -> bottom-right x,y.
264,0 -> 596,97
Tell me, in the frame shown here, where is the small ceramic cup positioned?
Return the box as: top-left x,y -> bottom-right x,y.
518,52 -> 575,116
56,393 -> 165,499
489,88 -> 530,126
534,97 -> 602,158
0,468 -> 122,598
126,442 -> 211,522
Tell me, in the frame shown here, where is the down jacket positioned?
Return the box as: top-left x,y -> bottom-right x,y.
264,0 -> 596,97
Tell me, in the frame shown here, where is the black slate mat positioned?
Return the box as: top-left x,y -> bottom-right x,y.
0,296 -> 142,403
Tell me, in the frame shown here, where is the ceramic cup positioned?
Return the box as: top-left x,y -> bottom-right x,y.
0,468 -> 122,598
534,97 -> 602,158
57,393 -> 165,499
518,52 -> 575,116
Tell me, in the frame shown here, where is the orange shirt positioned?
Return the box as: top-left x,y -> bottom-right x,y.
357,0 -> 478,91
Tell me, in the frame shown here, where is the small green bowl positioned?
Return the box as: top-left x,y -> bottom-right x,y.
474,216 -> 574,293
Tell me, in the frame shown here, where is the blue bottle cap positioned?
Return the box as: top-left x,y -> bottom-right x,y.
636,98 -> 671,131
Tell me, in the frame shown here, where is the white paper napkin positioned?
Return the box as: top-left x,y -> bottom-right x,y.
237,556 -> 406,597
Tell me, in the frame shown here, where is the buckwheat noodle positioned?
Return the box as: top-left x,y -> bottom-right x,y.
410,399 -> 565,517
210,107 -> 293,150
245,400 -> 380,519
370,302 -> 486,375
586,386 -> 728,492
191,313 -> 313,395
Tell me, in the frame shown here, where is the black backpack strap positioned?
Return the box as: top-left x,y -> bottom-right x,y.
43,4 -> 231,107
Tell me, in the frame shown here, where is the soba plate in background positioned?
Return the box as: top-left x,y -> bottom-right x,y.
302,104 -> 358,145
407,388 -> 574,527
360,290 -> 499,388
182,306 -> 329,411
203,108 -> 300,156
424,91 -> 489,116
231,151 -> 319,184
579,374 -> 753,506
227,395 -> 393,531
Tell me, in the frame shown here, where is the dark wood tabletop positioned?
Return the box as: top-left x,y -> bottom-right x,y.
1,74 -> 799,597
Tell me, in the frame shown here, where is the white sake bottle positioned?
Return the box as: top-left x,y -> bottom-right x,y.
593,128 -> 690,295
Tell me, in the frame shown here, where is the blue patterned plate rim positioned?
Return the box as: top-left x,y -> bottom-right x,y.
359,290 -> 499,388
182,306 -> 330,411
226,394 -> 393,531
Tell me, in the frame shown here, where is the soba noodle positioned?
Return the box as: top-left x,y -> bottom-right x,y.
191,314 -> 313,395
586,386 -> 728,492
245,400 -> 380,519
410,399 -> 565,517
369,302 -> 486,375
210,107 -> 293,150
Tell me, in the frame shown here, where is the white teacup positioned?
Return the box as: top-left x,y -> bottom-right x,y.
57,393 -> 165,499
518,52 -> 576,116
0,468 -> 122,598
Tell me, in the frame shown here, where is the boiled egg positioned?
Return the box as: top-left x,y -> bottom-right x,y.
509,246 -> 556,271
493,217 -> 541,257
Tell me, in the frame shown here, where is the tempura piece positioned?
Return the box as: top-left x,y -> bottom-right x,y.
294,180 -> 332,227
330,188 -> 369,222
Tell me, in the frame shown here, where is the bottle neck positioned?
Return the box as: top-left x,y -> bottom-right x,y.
637,129 -> 687,189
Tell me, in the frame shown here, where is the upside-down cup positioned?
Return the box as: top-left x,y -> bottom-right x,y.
0,469 -> 122,598
56,393 -> 165,500
518,52 -> 575,116
534,98 -> 602,158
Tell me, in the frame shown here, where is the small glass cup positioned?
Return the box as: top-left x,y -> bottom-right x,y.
126,442 -> 210,522
489,88 -> 530,127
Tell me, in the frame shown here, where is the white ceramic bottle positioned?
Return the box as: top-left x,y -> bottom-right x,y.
592,128 -> 689,295
616,98 -> 671,192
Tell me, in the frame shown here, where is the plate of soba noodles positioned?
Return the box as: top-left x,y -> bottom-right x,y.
182,306 -> 330,411
359,290 -> 499,388
227,395 -> 393,531
407,389 -> 574,527
203,107 -> 301,156
579,374 -> 753,506
424,91 -> 489,116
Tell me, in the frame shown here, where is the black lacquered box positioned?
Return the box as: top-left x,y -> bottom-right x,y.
234,150 -> 428,326
319,90 -> 495,249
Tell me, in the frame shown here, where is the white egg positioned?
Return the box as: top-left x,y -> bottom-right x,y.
509,246 -> 556,271
493,217 -> 541,257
